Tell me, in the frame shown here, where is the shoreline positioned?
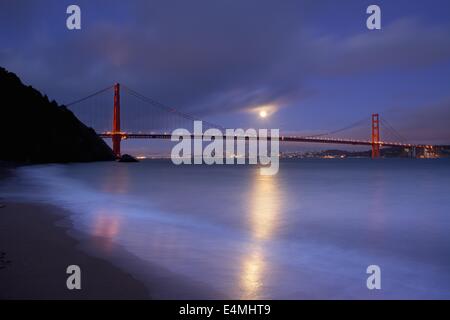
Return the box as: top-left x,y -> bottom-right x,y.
0,201 -> 150,299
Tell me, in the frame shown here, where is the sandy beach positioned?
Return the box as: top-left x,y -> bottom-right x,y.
0,165 -> 150,299
0,201 -> 150,299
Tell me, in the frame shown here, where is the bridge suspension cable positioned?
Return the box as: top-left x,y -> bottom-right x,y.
303,116 -> 371,138
380,119 -> 408,144
65,85 -> 114,107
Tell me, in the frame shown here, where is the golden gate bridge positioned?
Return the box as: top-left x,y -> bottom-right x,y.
66,83 -> 437,159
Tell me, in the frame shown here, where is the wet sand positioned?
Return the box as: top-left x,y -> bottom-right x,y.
0,201 -> 150,299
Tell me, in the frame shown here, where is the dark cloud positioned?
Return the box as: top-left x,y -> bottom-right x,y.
310,18 -> 450,76
1,0 -> 319,112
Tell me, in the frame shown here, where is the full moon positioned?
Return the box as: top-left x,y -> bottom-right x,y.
259,110 -> 268,118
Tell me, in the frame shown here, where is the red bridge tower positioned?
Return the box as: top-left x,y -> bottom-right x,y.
371,113 -> 380,159
112,83 -> 121,157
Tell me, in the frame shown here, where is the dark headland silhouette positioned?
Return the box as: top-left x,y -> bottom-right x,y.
0,67 -> 115,163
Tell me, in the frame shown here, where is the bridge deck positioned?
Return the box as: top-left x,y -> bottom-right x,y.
98,132 -> 432,149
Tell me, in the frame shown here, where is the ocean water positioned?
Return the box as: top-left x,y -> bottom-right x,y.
2,159 -> 450,299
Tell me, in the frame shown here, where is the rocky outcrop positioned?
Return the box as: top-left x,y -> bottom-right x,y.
0,67 -> 115,163
118,154 -> 139,162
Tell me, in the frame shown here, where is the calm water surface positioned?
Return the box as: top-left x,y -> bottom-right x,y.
2,159 -> 450,299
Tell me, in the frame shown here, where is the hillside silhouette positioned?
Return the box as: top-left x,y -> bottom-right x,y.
0,67 -> 115,163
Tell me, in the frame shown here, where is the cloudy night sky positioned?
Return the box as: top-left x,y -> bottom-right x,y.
1,0 -> 450,153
